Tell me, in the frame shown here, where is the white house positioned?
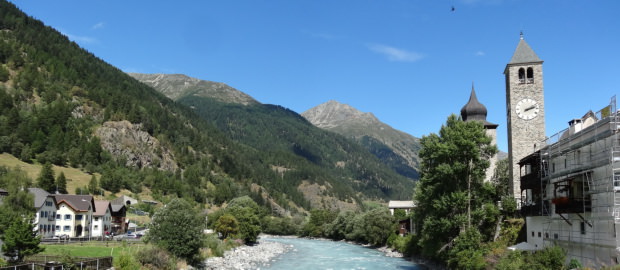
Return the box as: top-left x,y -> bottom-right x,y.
28,188 -> 58,238
52,194 -> 95,238
92,200 -> 112,237
518,99 -> 620,267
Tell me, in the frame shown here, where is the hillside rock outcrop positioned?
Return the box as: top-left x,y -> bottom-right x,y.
95,120 -> 178,171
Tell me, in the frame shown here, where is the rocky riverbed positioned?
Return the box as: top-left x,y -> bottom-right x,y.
205,238 -> 293,270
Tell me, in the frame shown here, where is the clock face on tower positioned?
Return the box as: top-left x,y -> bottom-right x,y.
516,98 -> 539,120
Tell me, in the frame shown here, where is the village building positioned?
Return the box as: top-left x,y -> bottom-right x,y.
388,200 -> 415,235
518,100 -> 619,266
28,188 -> 58,238
52,194 -> 95,238
110,201 -> 127,234
92,200 -> 112,237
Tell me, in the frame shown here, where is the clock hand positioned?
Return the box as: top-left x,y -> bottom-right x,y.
524,105 -> 535,112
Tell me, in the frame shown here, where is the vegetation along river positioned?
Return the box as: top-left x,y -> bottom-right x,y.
262,237 -> 422,269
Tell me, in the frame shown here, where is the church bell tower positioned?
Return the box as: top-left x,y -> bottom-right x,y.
505,34 -> 546,201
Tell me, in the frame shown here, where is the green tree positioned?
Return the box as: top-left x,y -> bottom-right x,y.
303,209 -> 337,237
36,162 -> 55,193
413,114 -> 498,260
358,208 -> 395,246
214,214 -> 238,239
55,171 -> 68,194
147,198 -> 205,265
88,175 -> 99,195
1,218 -> 44,263
225,196 -> 262,243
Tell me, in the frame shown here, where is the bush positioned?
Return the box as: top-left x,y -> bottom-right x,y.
116,251 -> 140,270
388,234 -> 414,256
136,246 -> 175,270
495,250 -> 524,270
525,245 -> 566,270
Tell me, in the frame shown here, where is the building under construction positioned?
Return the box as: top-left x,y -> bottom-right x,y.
519,96 -> 619,267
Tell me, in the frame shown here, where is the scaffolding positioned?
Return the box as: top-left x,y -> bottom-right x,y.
519,96 -> 619,266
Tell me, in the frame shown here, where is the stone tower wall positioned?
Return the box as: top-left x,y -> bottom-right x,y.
505,63 -> 546,200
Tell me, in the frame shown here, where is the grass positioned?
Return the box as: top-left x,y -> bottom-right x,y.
0,153 -> 158,204
40,241 -> 147,258
0,153 -> 99,196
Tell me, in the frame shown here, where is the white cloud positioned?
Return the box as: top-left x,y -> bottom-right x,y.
475,51 -> 485,56
367,44 -> 424,62
62,31 -> 97,44
91,22 -> 105,30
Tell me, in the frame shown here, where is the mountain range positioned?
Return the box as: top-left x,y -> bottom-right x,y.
0,0 -> 421,215
131,74 -> 421,182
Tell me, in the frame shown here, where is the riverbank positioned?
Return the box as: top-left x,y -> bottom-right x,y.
205,236 -> 293,270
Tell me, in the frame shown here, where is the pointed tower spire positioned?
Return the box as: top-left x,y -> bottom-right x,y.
508,35 -> 542,65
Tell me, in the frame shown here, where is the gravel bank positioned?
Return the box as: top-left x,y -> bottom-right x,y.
205,238 -> 292,270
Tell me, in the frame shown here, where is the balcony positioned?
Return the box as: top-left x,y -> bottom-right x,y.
520,172 -> 543,190
520,201 -> 550,216
553,197 -> 591,214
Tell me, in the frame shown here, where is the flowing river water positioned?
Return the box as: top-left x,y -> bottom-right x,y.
261,237 -> 423,270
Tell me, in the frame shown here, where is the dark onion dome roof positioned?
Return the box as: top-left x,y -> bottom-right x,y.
460,85 -> 498,129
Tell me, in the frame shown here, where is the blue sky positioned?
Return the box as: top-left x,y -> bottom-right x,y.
11,0 -> 620,152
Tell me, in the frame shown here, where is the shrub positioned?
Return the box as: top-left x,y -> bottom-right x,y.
136,246 -> 175,270
116,251 -> 140,270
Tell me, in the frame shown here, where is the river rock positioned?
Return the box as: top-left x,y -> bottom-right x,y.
205,239 -> 292,270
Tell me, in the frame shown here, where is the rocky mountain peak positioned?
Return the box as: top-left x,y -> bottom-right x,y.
301,100 -> 379,129
129,73 -> 258,105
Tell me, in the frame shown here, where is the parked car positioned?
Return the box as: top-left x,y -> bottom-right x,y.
122,233 -> 140,239
52,234 -> 69,240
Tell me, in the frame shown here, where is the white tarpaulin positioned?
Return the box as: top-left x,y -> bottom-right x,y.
507,242 -> 537,251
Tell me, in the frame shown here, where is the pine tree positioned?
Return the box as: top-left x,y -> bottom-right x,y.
88,174 -> 99,195
36,162 -> 55,193
55,171 -> 67,194
1,218 -> 44,263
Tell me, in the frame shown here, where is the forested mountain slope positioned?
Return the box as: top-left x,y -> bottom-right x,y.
303,100 -> 421,180
132,73 -> 416,206
0,1 -> 413,213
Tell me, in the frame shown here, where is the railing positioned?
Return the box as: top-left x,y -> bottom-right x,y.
0,256 -> 113,270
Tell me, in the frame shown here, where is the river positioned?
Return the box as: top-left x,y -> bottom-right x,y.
262,237 -> 423,270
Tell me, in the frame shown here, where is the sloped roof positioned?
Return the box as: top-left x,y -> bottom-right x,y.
508,38 -> 542,65
111,203 -> 126,213
93,200 -> 111,216
388,200 -> 415,209
111,195 -> 137,206
53,194 -> 94,212
28,187 -> 52,208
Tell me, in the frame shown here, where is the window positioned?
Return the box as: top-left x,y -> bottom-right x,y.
531,231 -> 534,237
538,232 -> 542,238
63,226 -> 70,232
94,225 -> 99,230
45,201 -> 53,207
56,214 -> 61,220
581,222 -> 586,235
55,225 -> 60,231
527,67 -> 534,83
518,68 -> 525,83
76,215 -> 83,221
95,217 -> 99,221
64,214 -> 72,220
